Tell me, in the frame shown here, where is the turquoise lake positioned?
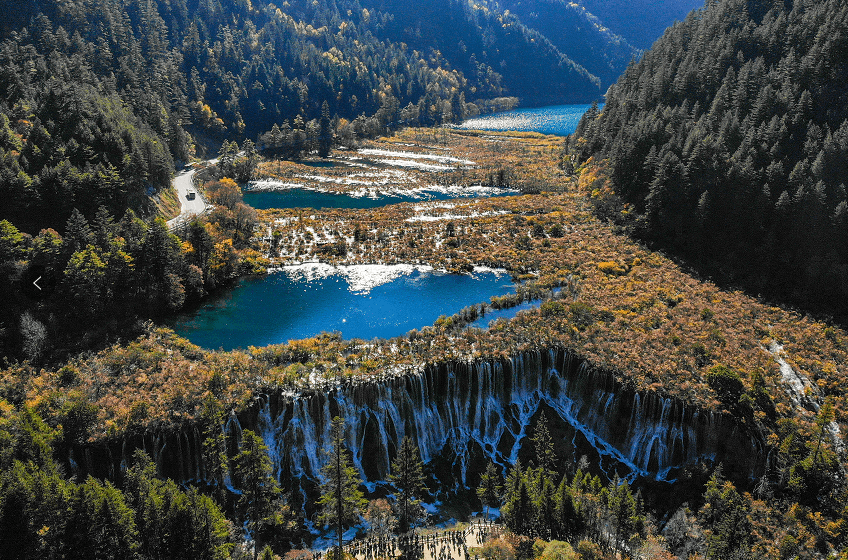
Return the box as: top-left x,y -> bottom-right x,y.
169,266 -> 516,350
243,186 -> 516,210
455,103 -> 603,136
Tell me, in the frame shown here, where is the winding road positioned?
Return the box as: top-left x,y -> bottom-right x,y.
166,166 -> 213,230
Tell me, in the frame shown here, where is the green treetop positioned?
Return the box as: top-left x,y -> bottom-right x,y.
389,435 -> 427,533
318,416 -> 367,558
234,430 -> 281,560
477,461 -> 503,521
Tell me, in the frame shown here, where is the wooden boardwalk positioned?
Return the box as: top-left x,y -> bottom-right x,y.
316,521 -> 504,560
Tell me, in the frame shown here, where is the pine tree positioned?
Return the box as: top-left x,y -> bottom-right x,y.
389,435 -> 426,533
477,461 -> 503,521
319,100 -> 332,158
234,430 -> 280,560
502,476 -> 533,537
532,411 -> 556,475
318,416 -> 366,558
504,460 -> 524,498
811,396 -> 835,465
93,205 -> 115,249
201,395 -> 229,507
555,474 -> 581,541
606,475 -> 637,554
64,208 -> 93,254
534,477 -> 556,540
700,468 -> 751,560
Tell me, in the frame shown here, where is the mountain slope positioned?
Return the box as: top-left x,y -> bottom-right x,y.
496,0 -> 639,88
576,0 -> 848,319
369,0 -> 602,105
576,0 -> 705,49
0,0 -> 609,234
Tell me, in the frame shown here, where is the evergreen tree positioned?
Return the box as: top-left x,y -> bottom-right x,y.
201,395 -> 230,507
575,0 -> 848,320
534,476 -> 556,540
65,476 -> 140,560
93,205 -> 115,250
318,416 -> 366,558
504,460 -> 524,498
318,101 -> 332,158
699,468 -> 751,560
477,461 -> 503,521
502,476 -> 533,537
125,449 -> 233,560
124,450 -> 166,559
389,435 -> 427,533
187,218 -> 214,279
532,411 -> 556,475
811,397 -> 835,465
555,474 -> 581,541
234,430 -> 281,560
64,208 -> 93,255
606,475 -> 638,554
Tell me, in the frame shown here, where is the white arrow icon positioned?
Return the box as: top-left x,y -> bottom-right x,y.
33,276 -> 42,291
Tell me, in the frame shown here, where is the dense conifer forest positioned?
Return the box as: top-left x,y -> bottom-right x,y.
0,0 -> 617,235
575,0 -> 848,321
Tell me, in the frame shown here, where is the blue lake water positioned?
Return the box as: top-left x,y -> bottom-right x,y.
467,301 -> 541,329
243,187 -> 517,210
455,103 -> 603,136
169,265 -> 516,350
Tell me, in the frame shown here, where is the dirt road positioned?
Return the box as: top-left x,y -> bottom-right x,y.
166,167 -> 212,230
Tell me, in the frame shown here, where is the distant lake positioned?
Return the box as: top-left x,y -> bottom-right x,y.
168,265 -> 515,350
243,186 -> 518,210
455,103 -> 603,136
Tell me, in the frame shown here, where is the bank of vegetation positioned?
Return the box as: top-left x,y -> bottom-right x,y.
573,0 -> 848,321
0,178 -> 266,363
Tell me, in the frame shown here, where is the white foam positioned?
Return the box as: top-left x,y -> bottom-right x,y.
472,266 -> 509,276
246,180 -> 302,191
279,262 -> 435,294
358,148 -> 475,165
375,158 -> 453,172
406,211 -> 509,222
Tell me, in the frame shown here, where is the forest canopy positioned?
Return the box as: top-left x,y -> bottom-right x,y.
0,0 -> 611,234
575,0 -> 848,320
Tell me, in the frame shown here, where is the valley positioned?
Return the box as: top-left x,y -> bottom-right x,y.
2,0 -> 848,558
13,125 -> 847,557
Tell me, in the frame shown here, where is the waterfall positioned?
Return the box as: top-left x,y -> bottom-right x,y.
228,348 -> 762,489
73,347 -> 763,495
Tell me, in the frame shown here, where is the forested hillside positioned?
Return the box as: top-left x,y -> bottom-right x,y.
495,0 -> 638,88
0,0 -> 613,236
576,0 -> 848,320
576,0 -> 704,49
